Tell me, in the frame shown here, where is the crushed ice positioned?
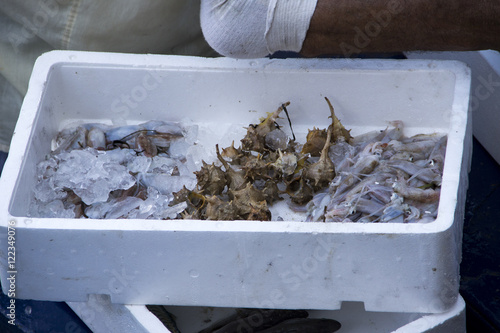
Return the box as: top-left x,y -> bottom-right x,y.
30,120 -> 207,219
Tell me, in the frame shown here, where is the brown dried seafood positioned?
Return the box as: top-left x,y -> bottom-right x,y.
241,102 -> 290,153
216,144 -> 247,191
301,97 -> 352,156
302,127 -> 335,190
175,99 -> 350,221
194,161 -> 226,196
326,96 -> 353,144
301,127 -> 327,157
174,97 -> 445,223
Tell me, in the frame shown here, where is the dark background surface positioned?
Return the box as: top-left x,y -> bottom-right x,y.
0,137 -> 499,332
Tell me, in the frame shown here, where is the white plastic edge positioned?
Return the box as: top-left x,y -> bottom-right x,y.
0,51 -> 471,236
392,295 -> 466,332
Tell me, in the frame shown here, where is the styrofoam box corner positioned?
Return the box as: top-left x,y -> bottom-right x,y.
0,51 -> 472,313
406,50 -> 500,165
66,295 -> 466,333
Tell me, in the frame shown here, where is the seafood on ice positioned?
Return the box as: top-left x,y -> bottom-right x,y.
31,99 -> 446,223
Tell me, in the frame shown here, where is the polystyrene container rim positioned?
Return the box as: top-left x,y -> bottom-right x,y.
0,50 -> 471,235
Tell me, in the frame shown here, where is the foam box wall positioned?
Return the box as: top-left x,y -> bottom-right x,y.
0,51 -> 471,313
67,296 -> 466,333
406,50 -> 500,165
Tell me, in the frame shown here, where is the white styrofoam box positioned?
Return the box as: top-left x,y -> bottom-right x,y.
66,296 -> 466,333
0,51 -> 471,313
406,50 -> 500,165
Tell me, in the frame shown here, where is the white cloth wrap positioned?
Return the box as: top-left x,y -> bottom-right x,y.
201,0 -> 318,58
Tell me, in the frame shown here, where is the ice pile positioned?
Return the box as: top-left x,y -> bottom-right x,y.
35,149 -> 136,205
30,120 -> 204,219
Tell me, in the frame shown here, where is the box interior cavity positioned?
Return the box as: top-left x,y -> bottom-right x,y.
9,61 -> 457,221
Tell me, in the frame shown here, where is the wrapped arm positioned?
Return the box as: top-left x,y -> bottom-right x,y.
201,0 -> 500,58
200,0 -> 317,58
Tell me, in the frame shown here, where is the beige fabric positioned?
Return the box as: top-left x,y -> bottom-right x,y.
0,0 -> 217,151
